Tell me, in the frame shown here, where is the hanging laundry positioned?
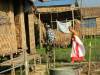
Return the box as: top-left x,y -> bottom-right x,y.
57,21 -> 71,33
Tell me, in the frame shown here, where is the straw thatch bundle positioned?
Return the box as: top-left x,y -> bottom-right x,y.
0,11 -> 17,56
41,26 -> 71,48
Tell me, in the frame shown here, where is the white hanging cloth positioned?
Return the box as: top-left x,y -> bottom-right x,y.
56,21 -> 72,33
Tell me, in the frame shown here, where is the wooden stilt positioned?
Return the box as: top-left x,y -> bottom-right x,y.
23,49 -> 29,75
10,54 -> 15,75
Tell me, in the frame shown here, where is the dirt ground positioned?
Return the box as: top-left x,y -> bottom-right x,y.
2,62 -> 100,75
74,62 -> 100,75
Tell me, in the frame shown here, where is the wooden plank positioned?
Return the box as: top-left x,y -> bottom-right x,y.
0,54 -> 35,66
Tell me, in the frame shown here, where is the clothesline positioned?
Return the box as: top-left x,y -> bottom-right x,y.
51,19 -> 74,23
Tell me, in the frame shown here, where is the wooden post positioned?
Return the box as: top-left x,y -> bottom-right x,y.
24,49 -> 29,75
28,13 -> 36,54
38,13 -> 42,48
0,0 -> 2,10
71,5 -> 75,28
19,1 -> 29,75
51,13 -> 53,28
19,0 -> 27,49
10,54 -> 15,75
88,41 -> 92,75
53,46 -> 56,68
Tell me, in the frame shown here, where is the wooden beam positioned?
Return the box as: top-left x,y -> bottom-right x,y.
28,13 -> 36,54
36,6 -> 79,13
0,54 -> 35,66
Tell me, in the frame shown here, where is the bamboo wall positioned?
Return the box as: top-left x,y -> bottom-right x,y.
96,17 -> 100,35
14,0 -> 36,53
80,17 -> 100,36
81,7 -> 100,18
81,27 -> 96,35
0,0 -> 17,56
80,8 -> 100,36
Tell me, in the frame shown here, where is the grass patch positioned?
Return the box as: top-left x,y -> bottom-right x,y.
36,47 -> 72,62
36,36 -> 100,62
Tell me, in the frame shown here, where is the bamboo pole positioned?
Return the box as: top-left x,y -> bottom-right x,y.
53,44 -> 56,68
71,5 -> 75,28
24,49 -> 29,75
38,13 -> 42,48
50,13 -> 53,28
88,41 -> 92,75
10,54 -> 15,75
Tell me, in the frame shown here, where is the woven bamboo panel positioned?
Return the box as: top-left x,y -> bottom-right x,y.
15,15 -> 22,49
81,7 -> 100,18
81,27 -> 96,35
96,17 -> 100,35
0,11 -> 17,56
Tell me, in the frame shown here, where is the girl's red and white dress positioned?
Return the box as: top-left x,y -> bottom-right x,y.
71,35 -> 85,63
